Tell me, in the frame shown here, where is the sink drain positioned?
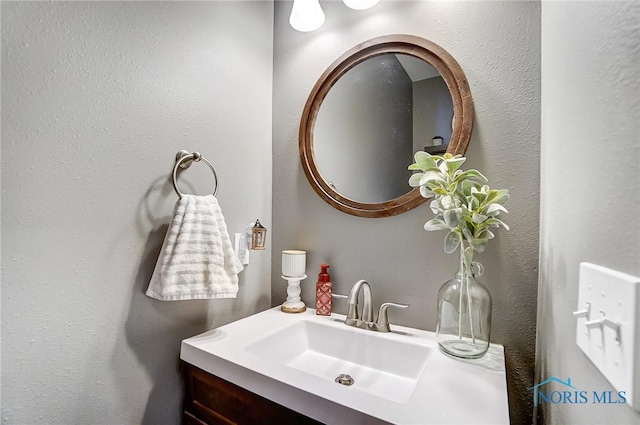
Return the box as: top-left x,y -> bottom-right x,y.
334,374 -> 354,386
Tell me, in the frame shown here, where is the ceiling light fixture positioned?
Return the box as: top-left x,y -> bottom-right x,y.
289,0 -> 326,32
343,0 -> 380,10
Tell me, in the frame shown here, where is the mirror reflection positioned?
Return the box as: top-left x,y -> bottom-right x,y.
314,53 -> 454,203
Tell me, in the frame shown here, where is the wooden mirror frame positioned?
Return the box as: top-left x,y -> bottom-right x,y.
299,34 -> 474,218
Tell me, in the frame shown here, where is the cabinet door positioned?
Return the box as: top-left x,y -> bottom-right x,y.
183,411 -> 211,425
182,362 -> 322,425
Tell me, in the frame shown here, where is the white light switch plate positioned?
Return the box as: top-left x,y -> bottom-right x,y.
576,262 -> 640,410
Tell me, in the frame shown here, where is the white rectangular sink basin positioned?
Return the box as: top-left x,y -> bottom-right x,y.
181,307 -> 509,425
245,319 -> 430,403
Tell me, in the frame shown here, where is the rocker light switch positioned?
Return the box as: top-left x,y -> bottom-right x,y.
575,262 -> 640,411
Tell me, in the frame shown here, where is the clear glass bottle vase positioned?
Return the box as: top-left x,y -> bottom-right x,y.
436,253 -> 492,359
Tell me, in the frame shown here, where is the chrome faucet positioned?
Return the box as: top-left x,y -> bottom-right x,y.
341,279 -> 409,333
345,279 -> 373,326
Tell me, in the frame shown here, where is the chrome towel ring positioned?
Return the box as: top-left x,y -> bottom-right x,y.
172,150 -> 219,198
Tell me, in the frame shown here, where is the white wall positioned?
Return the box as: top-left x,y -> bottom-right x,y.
1,2 -> 273,423
272,2 -> 540,423
537,1 -> 640,424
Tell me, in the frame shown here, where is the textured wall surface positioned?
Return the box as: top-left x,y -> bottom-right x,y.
272,1 -> 540,423
537,2 -> 640,424
1,2 -> 273,423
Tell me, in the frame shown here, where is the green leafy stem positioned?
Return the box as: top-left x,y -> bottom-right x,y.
408,151 -> 510,257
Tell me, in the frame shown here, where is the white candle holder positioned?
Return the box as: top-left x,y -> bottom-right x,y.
281,250 -> 307,313
281,274 -> 308,313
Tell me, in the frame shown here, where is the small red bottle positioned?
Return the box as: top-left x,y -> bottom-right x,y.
316,264 -> 332,316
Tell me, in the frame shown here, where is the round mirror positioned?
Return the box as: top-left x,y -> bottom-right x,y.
299,35 -> 474,218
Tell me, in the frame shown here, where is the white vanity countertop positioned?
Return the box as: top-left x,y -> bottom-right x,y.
180,307 -> 509,425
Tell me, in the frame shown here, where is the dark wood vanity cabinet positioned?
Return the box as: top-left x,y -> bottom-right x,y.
181,362 -> 322,425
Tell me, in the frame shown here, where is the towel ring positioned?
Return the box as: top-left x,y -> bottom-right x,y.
172,151 -> 219,198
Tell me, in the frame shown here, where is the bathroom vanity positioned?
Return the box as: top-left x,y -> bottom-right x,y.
180,307 -> 509,425
182,362 -> 321,424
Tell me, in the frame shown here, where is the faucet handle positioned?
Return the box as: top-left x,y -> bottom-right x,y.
376,302 -> 409,332
329,293 -> 349,316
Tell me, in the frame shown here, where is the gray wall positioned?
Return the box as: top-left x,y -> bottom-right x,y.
537,2 -> 640,424
1,2 -> 273,423
272,1 -> 540,424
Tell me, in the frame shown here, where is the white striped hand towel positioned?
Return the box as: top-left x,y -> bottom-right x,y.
146,194 -> 244,300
